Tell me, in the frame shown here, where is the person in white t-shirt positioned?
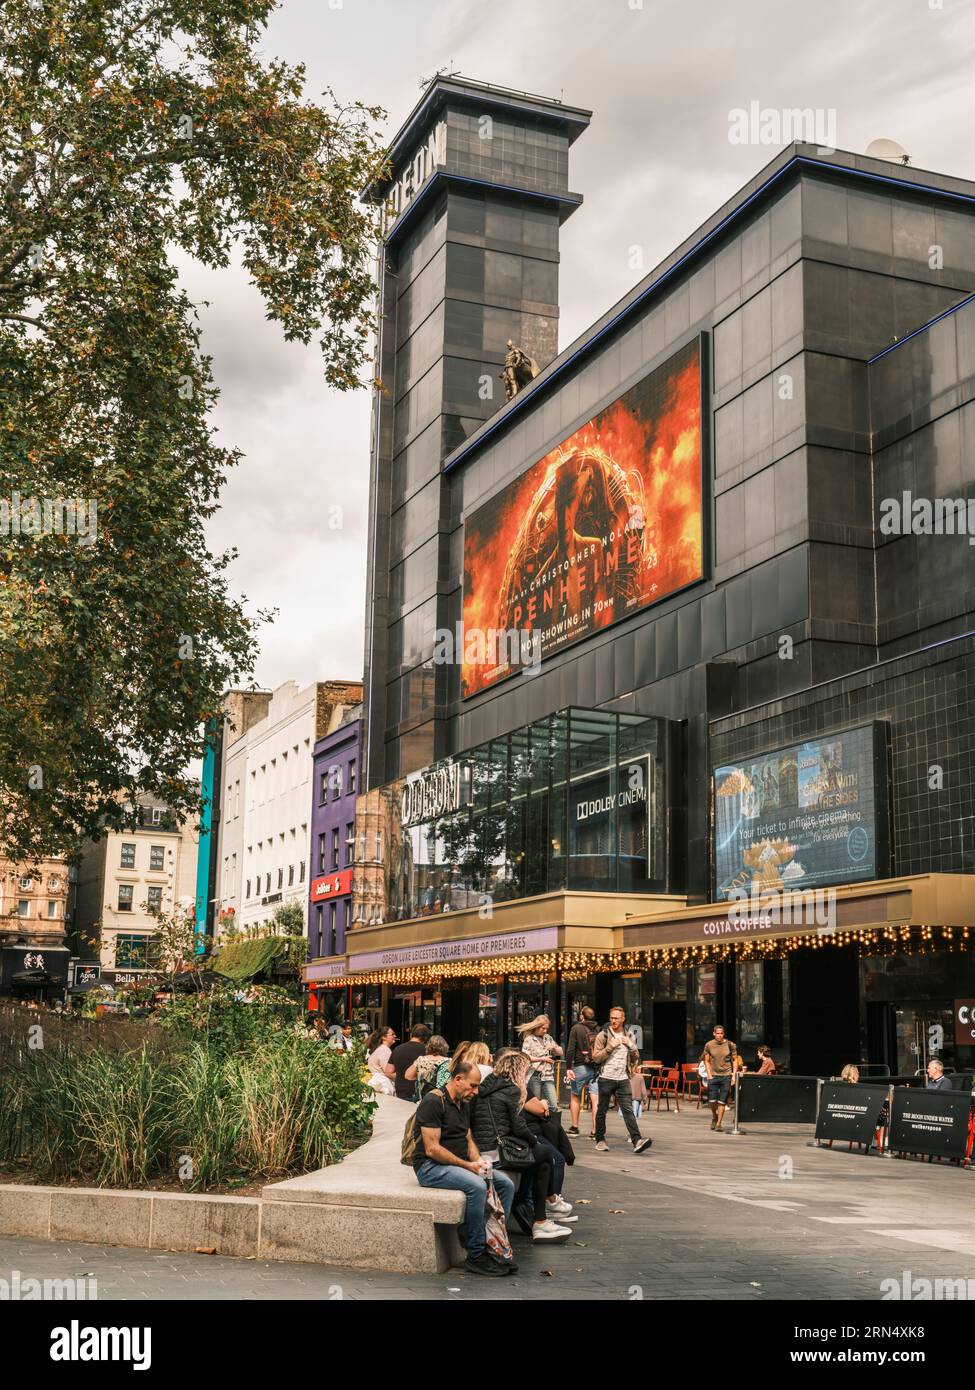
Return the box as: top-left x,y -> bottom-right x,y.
366,1026 -> 397,1080
591,1007 -> 653,1154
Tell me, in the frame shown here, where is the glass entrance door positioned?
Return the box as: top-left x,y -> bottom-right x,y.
505,980 -> 550,1050
892,1004 -> 954,1076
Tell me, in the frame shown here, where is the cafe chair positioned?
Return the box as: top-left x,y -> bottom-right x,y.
681,1062 -> 703,1105
652,1066 -> 682,1113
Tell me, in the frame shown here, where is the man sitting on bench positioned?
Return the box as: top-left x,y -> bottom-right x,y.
411,1060 -> 517,1278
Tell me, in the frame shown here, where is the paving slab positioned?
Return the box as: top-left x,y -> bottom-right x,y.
3,1105 -> 974,1299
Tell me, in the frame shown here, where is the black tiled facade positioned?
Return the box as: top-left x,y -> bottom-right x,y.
364,80 -> 975,904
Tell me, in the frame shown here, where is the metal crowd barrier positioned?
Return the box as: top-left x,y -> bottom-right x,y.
728,1072 -> 925,1134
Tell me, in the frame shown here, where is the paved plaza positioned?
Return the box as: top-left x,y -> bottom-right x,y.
2,1101 -> 973,1300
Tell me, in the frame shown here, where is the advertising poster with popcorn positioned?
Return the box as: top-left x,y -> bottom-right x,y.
712,725 -> 887,900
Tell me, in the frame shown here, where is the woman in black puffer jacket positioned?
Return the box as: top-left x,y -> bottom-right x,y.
470,1053 -> 572,1243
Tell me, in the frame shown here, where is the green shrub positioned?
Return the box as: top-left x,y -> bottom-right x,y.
0,1011 -> 376,1190
154,982 -> 302,1053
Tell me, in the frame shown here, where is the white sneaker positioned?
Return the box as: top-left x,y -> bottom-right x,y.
532,1219 -> 572,1243
546,1198 -> 573,1216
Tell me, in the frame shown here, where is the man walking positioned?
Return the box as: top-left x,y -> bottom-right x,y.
701,1024 -> 737,1131
565,1005 -> 600,1137
592,1007 -> 653,1154
412,1061 -> 517,1277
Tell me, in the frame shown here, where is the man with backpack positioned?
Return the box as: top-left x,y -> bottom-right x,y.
564,1005 -> 600,1137
592,1007 -> 653,1154
405,1060 -> 517,1277
701,1024 -> 738,1131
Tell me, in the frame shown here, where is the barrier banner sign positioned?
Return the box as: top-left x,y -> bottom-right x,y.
737,1074 -> 818,1123
814,1082 -> 887,1145
888,1087 -> 971,1160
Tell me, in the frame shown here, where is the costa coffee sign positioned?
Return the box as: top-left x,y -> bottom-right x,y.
311,870 -> 353,902
401,760 -> 467,828
954,1000 -> 975,1045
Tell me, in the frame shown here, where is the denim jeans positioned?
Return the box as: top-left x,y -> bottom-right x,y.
527,1072 -> 559,1111
594,1077 -> 642,1144
415,1160 -> 515,1257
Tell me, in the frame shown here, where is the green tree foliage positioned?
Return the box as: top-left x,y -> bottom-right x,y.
0,1 -> 385,858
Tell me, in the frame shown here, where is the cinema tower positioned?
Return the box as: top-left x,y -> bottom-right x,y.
362,76 -> 591,787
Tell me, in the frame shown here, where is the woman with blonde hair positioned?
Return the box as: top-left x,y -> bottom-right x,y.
469,1049 -> 572,1243
517,1014 -> 563,1112
462,1040 -> 494,1082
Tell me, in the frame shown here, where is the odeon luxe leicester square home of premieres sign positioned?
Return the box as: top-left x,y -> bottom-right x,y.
347,926 -> 560,973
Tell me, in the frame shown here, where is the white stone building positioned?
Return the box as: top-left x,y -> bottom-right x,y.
216,680 -> 361,936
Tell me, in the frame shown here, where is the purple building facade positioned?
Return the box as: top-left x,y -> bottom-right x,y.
308,712 -> 361,960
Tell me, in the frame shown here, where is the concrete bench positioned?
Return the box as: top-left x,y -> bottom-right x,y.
261,1094 -> 466,1273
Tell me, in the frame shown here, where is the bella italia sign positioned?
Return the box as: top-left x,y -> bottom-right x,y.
379,121 -> 447,237
401,759 -> 468,828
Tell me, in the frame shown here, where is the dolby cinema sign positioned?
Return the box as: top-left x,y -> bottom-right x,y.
379,121 -> 447,237
401,759 -> 470,828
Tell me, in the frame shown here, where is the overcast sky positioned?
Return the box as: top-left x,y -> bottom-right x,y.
189,0 -> 975,695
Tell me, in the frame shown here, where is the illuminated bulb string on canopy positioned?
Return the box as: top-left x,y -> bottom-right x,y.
337,925 -> 965,986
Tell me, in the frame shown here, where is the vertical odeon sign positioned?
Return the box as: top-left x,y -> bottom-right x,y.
379,121 -> 447,238
401,760 -> 468,828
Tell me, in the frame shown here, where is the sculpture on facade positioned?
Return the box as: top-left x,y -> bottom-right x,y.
500,340 -> 539,401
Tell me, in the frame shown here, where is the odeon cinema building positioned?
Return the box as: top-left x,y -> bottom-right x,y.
304,75 -> 975,1078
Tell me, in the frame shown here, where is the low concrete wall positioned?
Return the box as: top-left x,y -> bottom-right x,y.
262,1093 -> 465,1273
0,1096 -> 466,1273
0,1185 -> 261,1260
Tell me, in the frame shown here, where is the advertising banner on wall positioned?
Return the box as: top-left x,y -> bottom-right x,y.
461,335 -> 704,697
713,723 -> 889,900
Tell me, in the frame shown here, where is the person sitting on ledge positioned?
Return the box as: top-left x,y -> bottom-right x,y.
411,1061 -> 516,1278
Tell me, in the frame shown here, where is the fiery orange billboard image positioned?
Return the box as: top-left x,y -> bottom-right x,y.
461,336 -> 704,697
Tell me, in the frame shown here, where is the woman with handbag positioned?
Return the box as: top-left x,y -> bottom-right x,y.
470,1050 -> 572,1244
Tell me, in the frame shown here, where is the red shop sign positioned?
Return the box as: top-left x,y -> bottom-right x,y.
311,870 -> 353,902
